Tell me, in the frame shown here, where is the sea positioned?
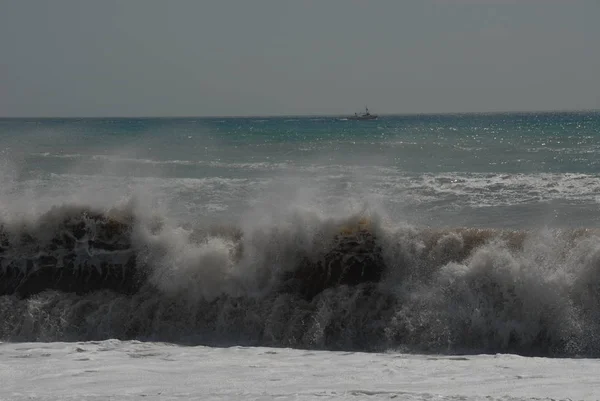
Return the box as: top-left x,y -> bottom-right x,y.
1,112 -> 600,400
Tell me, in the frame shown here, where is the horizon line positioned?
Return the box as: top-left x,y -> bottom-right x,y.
1,108 -> 598,119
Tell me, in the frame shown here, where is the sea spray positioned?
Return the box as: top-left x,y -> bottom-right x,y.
1,203 -> 600,356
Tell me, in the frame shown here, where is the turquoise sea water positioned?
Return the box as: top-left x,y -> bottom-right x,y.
1,112 -> 599,228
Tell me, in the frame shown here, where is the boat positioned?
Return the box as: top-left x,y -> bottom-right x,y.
347,106 -> 378,120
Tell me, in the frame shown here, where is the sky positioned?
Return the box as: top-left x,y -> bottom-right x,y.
1,0 -> 598,117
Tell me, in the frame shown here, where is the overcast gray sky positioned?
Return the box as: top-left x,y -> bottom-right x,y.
1,0 -> 598,117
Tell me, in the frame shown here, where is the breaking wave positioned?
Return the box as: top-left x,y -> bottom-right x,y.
2,202 -> 600,357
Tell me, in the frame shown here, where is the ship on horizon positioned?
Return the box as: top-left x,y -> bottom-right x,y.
347,106 -> 378,120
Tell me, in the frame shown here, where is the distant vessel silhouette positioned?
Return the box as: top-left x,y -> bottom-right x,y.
348,106 -> 377,120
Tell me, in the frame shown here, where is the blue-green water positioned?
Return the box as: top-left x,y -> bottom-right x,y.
1,112 -> 599,228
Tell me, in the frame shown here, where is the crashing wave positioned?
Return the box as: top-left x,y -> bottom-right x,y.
2,205 -> 600,357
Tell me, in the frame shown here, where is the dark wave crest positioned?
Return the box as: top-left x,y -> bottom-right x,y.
2,204 -> 600,357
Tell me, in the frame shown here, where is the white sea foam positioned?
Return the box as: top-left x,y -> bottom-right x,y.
1,340 -> 598,400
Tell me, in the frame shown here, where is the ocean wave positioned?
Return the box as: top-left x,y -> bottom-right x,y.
2,203 -> 600,357
33,152 -> 293,171
29,153 -> 600,205
407,173 -> 600,207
